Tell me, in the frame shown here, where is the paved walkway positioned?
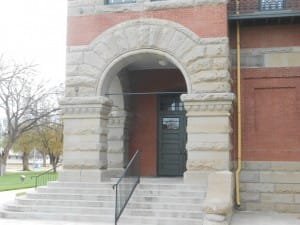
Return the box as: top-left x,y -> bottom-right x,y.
0,189 -> 299,225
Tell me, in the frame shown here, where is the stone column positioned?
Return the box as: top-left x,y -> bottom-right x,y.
59,96 -> 112,182
181,93 -> 234,185
106,110 -> 129,177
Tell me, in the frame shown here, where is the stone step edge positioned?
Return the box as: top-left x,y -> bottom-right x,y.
16,198 -> 203,207
0,210 -> 113,220
50,181 -> 205,187
39,186 -> 206,192
1,210 -> 204,223
25,193 -> 205,200
4,203 -> 203,214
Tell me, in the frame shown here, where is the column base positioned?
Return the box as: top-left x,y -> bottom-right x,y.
58,169 -> 124,182
184,171 -> 209,186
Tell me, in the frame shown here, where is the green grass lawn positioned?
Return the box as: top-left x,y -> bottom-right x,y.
0,171 -> 58,192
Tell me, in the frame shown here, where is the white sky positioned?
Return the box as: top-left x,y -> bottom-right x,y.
0,0 -> 67,85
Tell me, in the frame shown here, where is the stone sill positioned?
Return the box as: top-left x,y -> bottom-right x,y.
68,0 -> 227,16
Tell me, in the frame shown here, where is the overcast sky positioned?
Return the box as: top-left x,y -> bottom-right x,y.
0,0 -> 67,85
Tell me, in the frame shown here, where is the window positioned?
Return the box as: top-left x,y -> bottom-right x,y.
160,95 -> 184,112
260,0 -> 285,11
106,0 -> 136,4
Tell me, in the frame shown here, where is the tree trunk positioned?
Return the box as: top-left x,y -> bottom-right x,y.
42,152 -> 47,167
0,157 -> 7,176
22,152 -> 30,171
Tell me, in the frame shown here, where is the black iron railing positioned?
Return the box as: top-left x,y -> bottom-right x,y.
113,150 -> 141,225
228,0 -> 300,15
31,164 -> 61,188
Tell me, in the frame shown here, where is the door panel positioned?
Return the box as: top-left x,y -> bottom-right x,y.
158,95 -> 187,176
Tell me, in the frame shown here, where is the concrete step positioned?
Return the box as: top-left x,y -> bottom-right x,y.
127,201 -> 202,210
16,198 -> 114,208
130,195 -> 203,204
36,186 -> 114,195
119,215 -> 203,225
3,203 -> 114,215
138,183 -> 205,191
37,186 -> 205,198
47,181 -> 114,189
123,208 -> 203,219
2,178 -> 206,224
26,192 -> 114,201
0,210 -> 114,223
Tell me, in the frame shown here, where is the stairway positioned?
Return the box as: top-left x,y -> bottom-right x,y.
1,178 -> 206,224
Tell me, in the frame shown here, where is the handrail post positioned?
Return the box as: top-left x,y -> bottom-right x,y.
113,150 -> 141,225
115,185 -> 118,225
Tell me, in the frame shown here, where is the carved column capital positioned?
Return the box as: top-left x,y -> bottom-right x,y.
181,93 -> 235,116
60,96 -> 113,119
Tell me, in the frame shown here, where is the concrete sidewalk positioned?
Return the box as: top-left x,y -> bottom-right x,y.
231,211 -> 300,225
0,189 -> 300,225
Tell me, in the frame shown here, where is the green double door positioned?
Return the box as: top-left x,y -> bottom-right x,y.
158,95 -> 187,176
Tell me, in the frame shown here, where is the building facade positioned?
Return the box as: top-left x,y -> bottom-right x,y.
61,0 -> 300,215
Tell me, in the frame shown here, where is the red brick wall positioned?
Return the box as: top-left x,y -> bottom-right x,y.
240,68 -> 300,161
68,5 -> 228,46
129,69 -> 186,176
230,22 -> 300,162
230,24 -> 300,49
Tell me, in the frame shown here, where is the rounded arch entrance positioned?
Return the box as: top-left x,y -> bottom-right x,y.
84,18 -> 201,176
62,17 -> 233,181
98,50 -> 189,176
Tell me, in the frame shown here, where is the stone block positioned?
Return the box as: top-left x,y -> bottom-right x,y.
275,203 -> 300,213
202,171 -> 233,215
242,161 -> 271,171
182,46 -> 205,65
265,52 -> 300,67
245,202 -> 275,211
184,171 -> 208,185
261,193 -> 294,203
83,51 -> 106,69
260,172 -> 300,184
240,171 -> 260,182
188,133 -> 231,143
187,151 -> 230,170
187,58 -> 213,74
294,194 -> 300,203
187,116 -> 231,133
276,184 -> 300,194
190,70 -> 231,83
58,169 -> 113,182
64,134 -> 102,148
271,162 -> 300,171
240,183 -> 274,193
241,192 -> 260,202
192,81 -> 231,93
67,51 -> 83,65
206,44 -> 229,57
212,57 -> 230,70
66,76 -> 97,88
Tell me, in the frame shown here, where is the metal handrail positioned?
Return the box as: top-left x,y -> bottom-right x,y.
113,150 -> 141,225
31,164 -> 62,188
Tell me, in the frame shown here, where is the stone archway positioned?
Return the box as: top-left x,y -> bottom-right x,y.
61,18 -> 234,184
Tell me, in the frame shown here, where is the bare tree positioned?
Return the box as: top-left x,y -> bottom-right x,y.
0,59 -> 60,175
